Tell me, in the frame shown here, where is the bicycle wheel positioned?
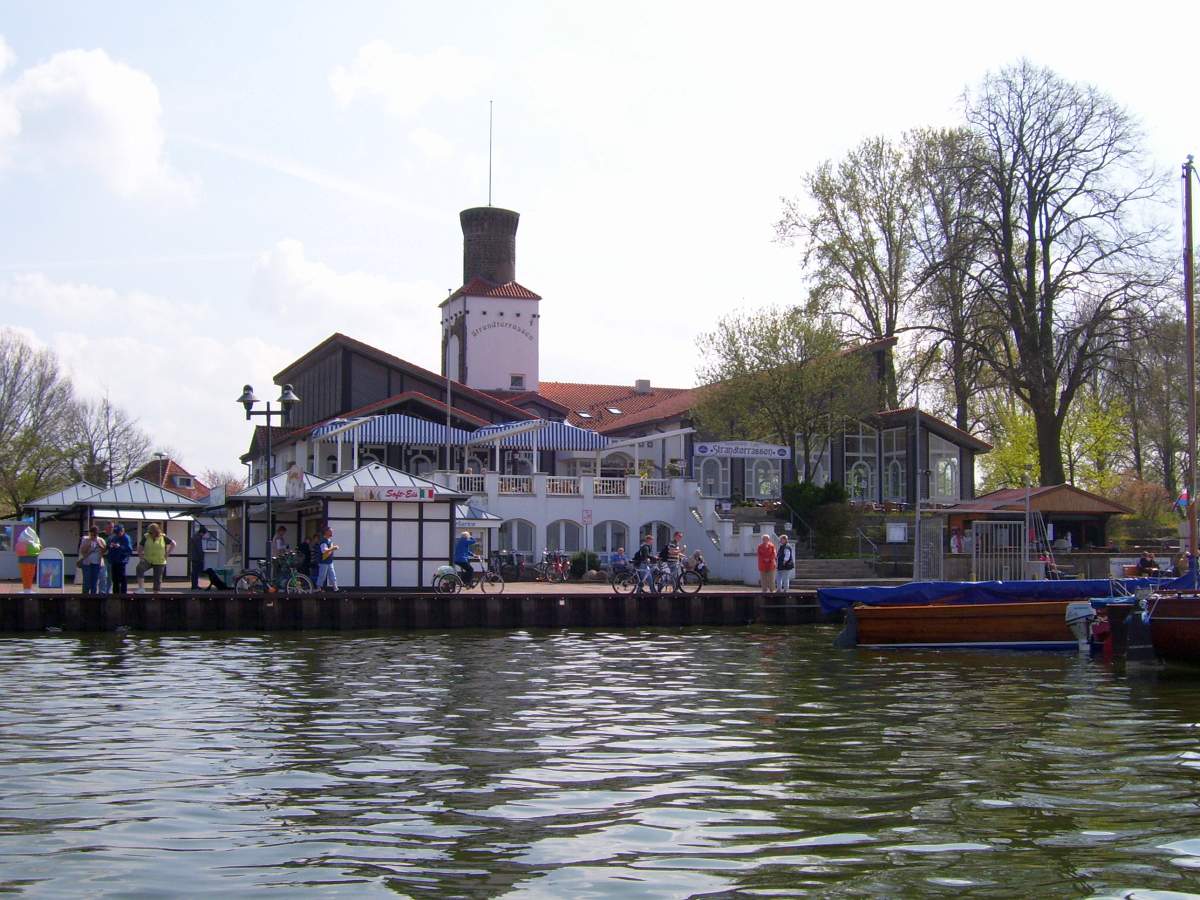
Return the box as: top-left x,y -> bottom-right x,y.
551,563 -> 569,584
479,572 -> 505,594
234,571 -> 265,594
677,570 -> 703,594
285,573 -> 314,594
433,573 -> 462,594
612,572 -> 638,595
500,563 -> 519,581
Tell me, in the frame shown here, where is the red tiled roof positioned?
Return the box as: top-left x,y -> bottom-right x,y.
440,277 -> 541,305
537,381 -> 699,435
131,458 -> 211,501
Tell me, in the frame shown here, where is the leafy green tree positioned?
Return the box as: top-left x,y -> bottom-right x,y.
694,309 -> 876,482
977,398 -> 1038,493
1061,385 -> 1129,492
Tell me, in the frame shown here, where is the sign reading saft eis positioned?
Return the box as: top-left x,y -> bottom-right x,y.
353,486 -> 437,502
693,441 -> 791,459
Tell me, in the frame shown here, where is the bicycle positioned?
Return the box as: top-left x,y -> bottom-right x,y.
613,559 -> 702,595
234,550 -> 314,594
431,556 -> 505,594
529,551 -> 570,583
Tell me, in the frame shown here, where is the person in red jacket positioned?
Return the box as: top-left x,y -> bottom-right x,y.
756,534 -> 777,594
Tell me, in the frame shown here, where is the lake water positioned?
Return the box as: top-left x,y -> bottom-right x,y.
2,627 -> 1199,898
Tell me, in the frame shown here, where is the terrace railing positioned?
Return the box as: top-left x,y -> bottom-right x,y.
546,476 -> 581,496
640,478 -> 672,498
499,475 -> 534,495
453,474 -> 486,495
594,477 -> 628,497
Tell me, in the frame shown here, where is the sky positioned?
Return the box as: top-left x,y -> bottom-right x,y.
0,1 -> 1194,478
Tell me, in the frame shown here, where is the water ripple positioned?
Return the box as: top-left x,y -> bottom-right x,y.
1,629 -> 1200,896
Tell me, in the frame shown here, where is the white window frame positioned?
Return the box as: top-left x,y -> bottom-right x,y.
844,422 -> 878,502
744,458 -> 781,500
696,456 -> 730,498
882,427 -> 907,503
929,434 -> 960,502
546,519 -> 582,553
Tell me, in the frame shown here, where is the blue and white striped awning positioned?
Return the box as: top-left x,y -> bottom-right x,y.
471,419 -> 611,451
311,414 -> 474,445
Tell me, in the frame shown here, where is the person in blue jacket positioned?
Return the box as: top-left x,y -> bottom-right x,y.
105,524 -> 133,595
453,531 -> 478,586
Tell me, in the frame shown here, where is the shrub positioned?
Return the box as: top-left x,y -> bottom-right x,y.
570,551 -> 600,579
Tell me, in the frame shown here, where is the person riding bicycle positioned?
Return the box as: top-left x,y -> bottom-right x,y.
453,531 -> 478,587
632,534 -> 657,592
661,531 -> 685,588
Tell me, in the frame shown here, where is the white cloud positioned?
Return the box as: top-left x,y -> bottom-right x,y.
0,35 -> 14,75
250,240 -> 442,366
0,45 -> 195,201
329,42 -> 488,117
409,126 -> 454,160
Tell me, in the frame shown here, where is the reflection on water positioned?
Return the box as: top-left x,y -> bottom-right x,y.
1,628 -> 1200,897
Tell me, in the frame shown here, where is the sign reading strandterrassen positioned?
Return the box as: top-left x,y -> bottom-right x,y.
694,442 -> 791,459
353,485 -> 437,502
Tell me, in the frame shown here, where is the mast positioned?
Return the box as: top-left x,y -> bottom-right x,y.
1185,156 -> 1197,581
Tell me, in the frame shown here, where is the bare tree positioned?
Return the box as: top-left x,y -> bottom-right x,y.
907,127 -> 995,432
70,394 -> 153,487
200,468 -> 246,497
0,330 -> 78,515
777,136 -> 922,409
964,60 -> 1166,485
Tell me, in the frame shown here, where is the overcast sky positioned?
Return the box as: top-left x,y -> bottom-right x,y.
0,1 -> 1192,477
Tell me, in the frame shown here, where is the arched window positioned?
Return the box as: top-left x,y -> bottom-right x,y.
640,521 -> 672,552
507,452 -> 534,475
499,519 -> 535,558
409,453 -> 434,477
592,520 -> 628,555
325,454 -> 339,476
744,459 -> 781,499
546,519 -> 582,553
698,457 -> 729,497
848,461 -> 872,501
600,452 -> 633,478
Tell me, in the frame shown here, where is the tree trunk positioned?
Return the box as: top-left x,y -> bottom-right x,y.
1033,404 -> 1066,485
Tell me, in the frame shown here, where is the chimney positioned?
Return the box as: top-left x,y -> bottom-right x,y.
634,379 -> 652,394
460,206 -> 519,285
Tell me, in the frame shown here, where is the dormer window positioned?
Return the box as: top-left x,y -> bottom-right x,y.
510,374 -> 526,390
174,475 -> 193,489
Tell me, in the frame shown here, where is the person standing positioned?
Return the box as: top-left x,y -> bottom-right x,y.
77,526 -> 105,594
316,526 -> 340,591
189,525 -> 209,590
272,525 -> 289,557
662,530 -> 686,590
136,523 -> 175,593
96,522 -> 113,594
106,524 -> 132,595
775,533 -> 795,593
632,533 -> 657,593
757,534 -> 777,594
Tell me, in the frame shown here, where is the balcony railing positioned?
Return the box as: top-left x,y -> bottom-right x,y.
547,476 -> 581,496
499,475 -> 534,495
594,477 -> 628,497
453,474 -> 486,495
640,478 -> 671,497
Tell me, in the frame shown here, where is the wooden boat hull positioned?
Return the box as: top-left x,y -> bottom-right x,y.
843,599 -> 1089,651
1147,594 -> 1200,664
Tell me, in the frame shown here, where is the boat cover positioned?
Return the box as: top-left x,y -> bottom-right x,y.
818,578 -> 1161,616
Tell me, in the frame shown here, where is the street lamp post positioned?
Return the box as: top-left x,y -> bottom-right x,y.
237,383 -> 300,581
